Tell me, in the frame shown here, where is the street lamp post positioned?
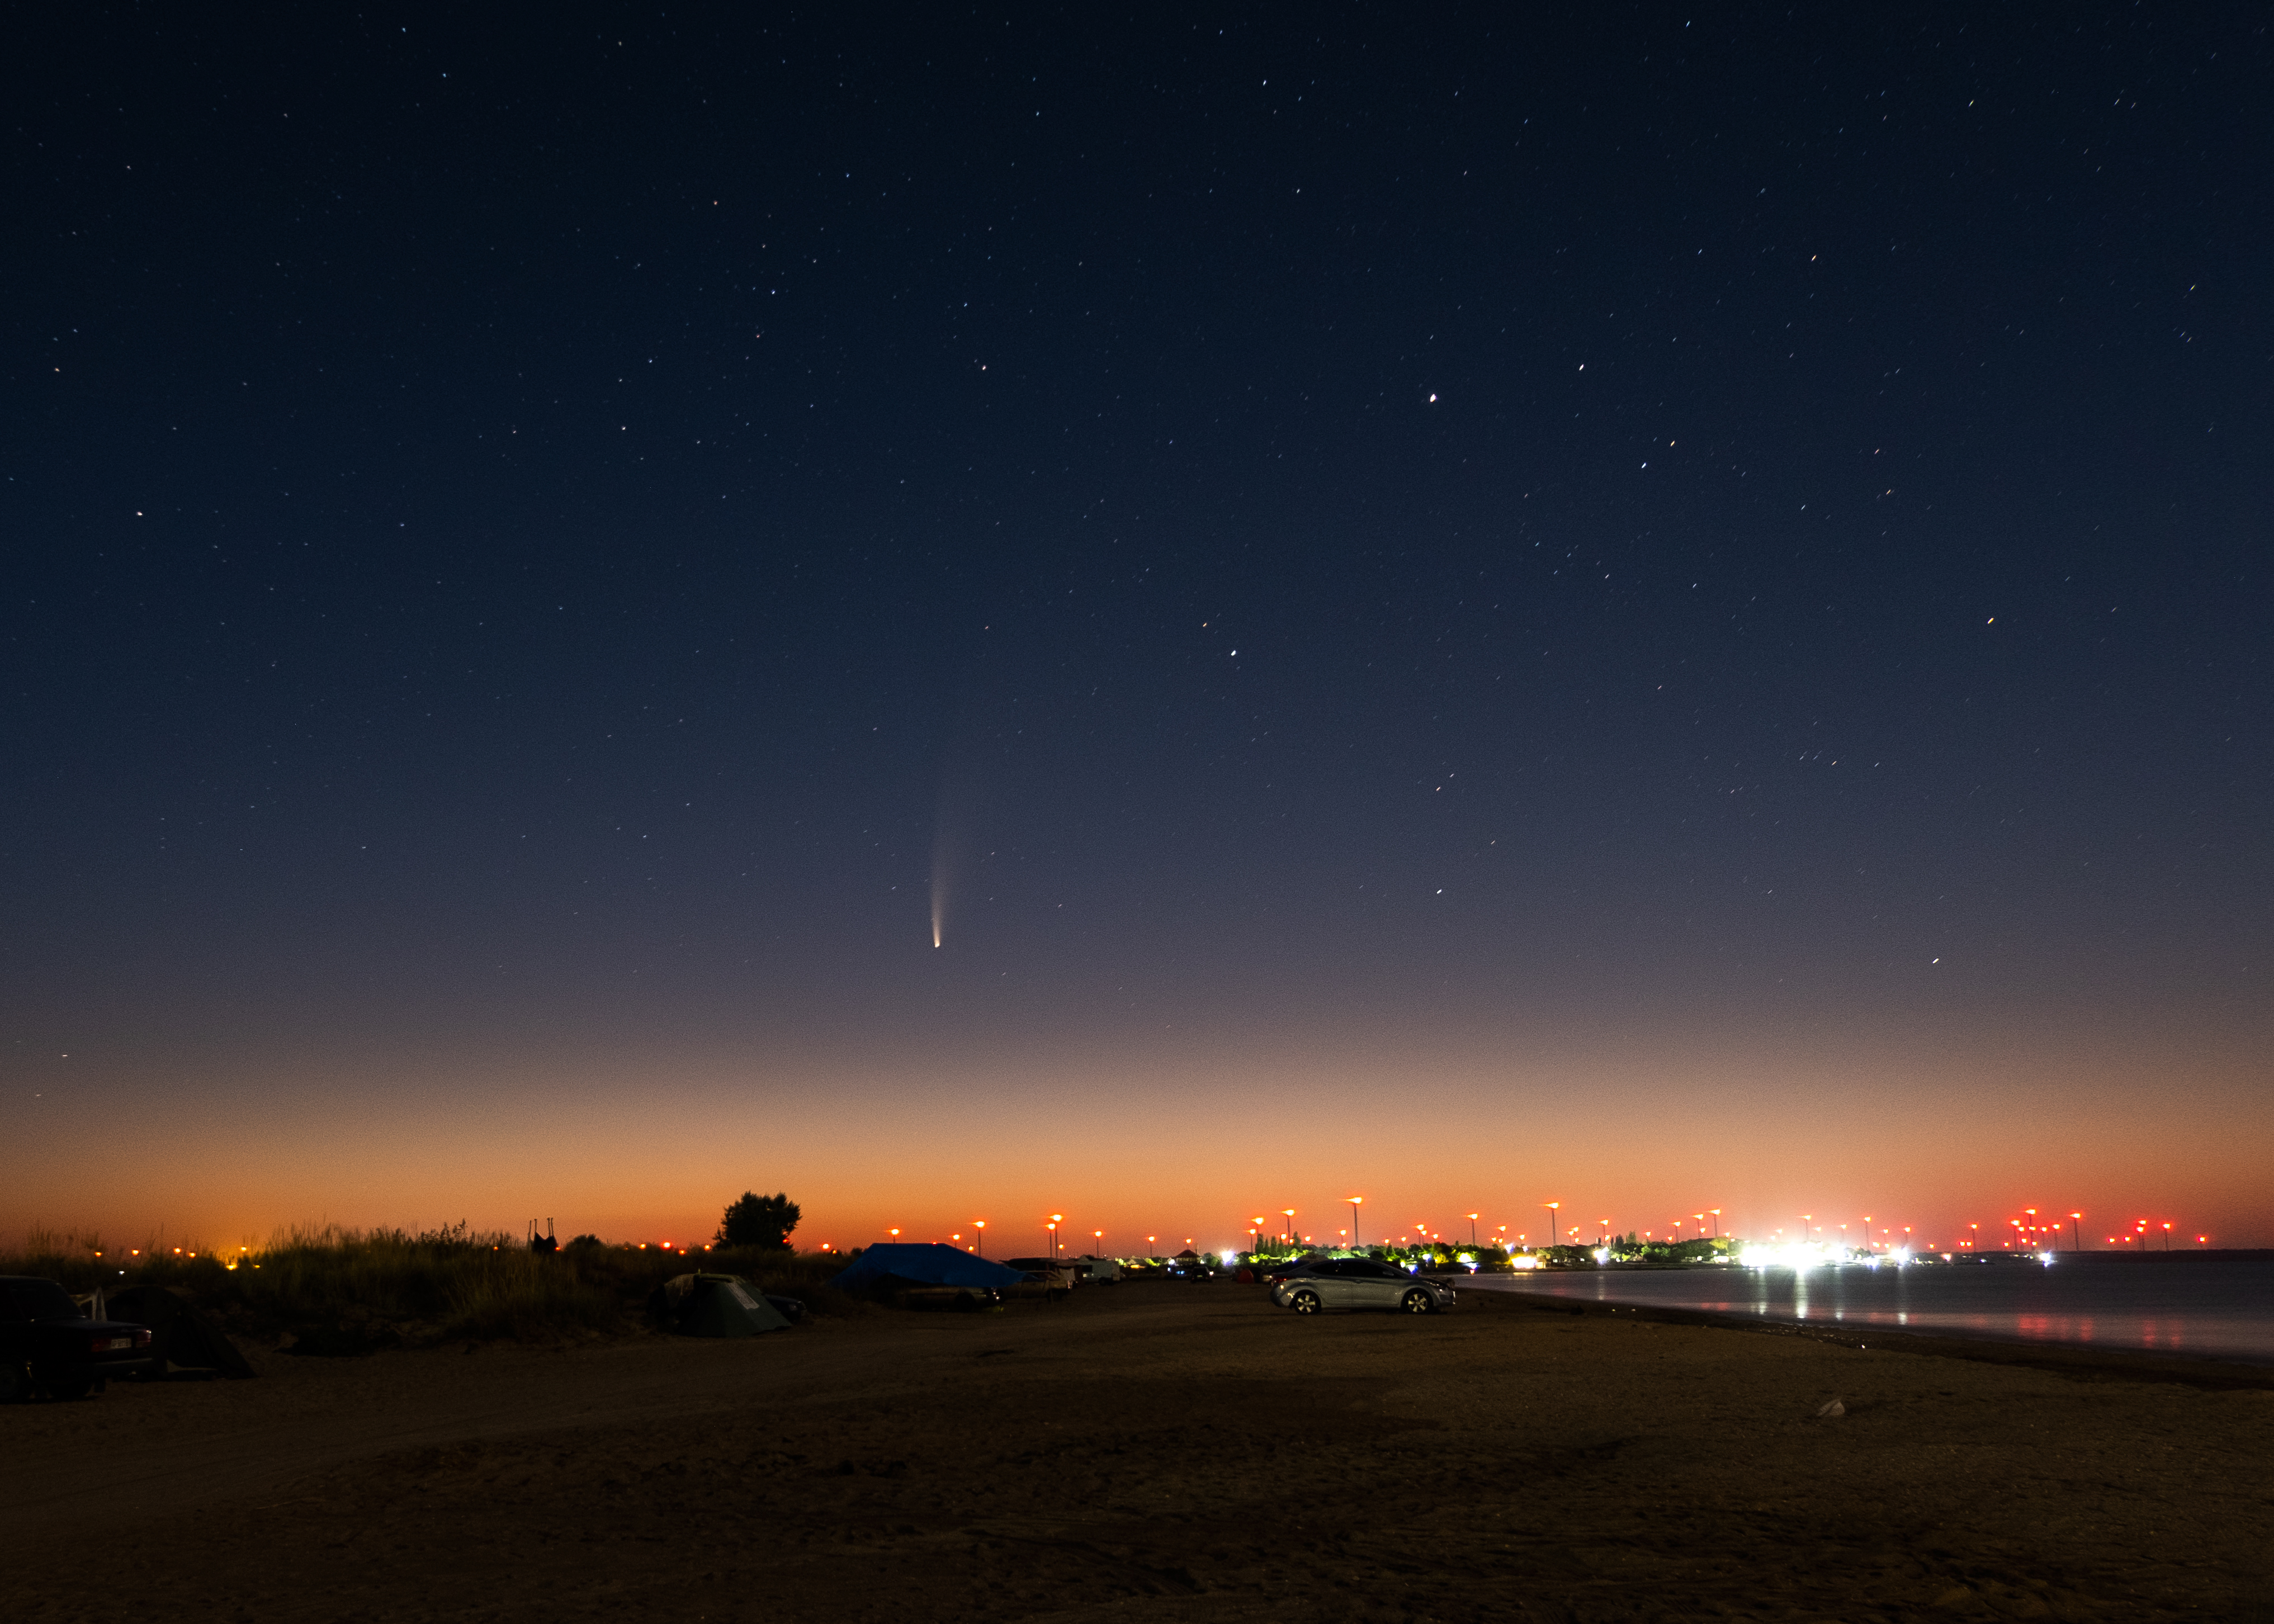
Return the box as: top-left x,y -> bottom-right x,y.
1284,1209 -> 1297,1243
1544,1202 -> 1560,1246
2069,1212 -> 2083,1252
975,1220 -> 986,1257
1346,1196 -> 1363,1246
1467,1213 -> 1480,1247
1049,1215 -> 1062,1258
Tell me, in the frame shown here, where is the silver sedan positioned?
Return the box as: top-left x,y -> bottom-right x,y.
1273,1258 -> 1455,1315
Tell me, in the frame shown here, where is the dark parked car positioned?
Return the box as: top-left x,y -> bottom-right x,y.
0,1277 -> 157,1399
1273,1258 -> 1455,1315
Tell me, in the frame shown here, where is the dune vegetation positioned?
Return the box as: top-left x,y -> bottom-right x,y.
0,1223 -> 857,1346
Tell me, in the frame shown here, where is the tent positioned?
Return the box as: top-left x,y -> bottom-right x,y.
829,1243 -> 1028,1292
650,1273 -> 792,1337
104,1286 -> 257,1379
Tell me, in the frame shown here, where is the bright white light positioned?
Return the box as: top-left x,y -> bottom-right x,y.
1738,1240 -> 1842,1272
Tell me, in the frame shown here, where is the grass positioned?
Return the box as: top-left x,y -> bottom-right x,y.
1,1224 -> 862,1346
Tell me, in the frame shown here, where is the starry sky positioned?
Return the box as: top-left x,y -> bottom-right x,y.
7,7 -> 2270,1252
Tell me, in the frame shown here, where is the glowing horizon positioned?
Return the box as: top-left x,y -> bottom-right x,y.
11,992 -> 2268,1251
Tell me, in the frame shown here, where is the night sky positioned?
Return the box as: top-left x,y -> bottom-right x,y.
9,8 -> 2269,1253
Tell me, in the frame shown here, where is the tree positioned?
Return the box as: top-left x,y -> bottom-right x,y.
716,1191 -> 801,1250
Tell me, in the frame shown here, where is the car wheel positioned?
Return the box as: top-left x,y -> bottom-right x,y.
1288,1289 -> 1322,1315
0,1361 -> 30,1404
44,1376 -> 96,1401
1401,1288 -> 1436,1314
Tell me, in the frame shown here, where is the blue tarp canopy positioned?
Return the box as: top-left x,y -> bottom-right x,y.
830,1243 -> 1028,1290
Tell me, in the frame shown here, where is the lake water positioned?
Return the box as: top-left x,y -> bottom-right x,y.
1465,1256 -> 2274,1363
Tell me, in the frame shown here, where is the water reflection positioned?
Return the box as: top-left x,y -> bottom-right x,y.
1469,1257 -> 2274,1363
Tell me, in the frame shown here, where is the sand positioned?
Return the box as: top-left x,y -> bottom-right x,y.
9,1282 -> 2274,1621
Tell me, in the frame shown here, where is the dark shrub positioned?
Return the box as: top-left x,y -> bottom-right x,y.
716,1192 -> 801,1250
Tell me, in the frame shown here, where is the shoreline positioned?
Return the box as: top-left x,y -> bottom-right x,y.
1483,1247 -> 2274,1265
1460,1275 -> 2274,1387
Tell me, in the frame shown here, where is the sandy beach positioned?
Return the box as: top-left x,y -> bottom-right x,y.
11,1283 -> 2273,1621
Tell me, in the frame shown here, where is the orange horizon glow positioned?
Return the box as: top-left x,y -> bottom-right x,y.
10,1005 -> 2271,1250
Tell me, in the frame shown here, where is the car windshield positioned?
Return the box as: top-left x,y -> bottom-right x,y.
3,1280 -> 81,1321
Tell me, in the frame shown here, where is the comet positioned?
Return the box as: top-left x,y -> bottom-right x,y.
930,801 -> 953,948
930,709 -> 994,948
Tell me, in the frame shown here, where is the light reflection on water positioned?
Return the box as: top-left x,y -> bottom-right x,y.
1467,1257 -> 2274,1363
